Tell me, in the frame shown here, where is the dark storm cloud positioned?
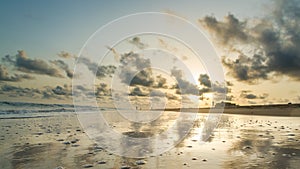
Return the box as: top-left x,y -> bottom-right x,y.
0,65 -> 34,82
15,50 -> 63,77
199,0 -> 300,83
129,37 -> 148,49
77,57 -> 116,78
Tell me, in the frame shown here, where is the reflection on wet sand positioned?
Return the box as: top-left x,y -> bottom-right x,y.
222,116 -> 300,169
100,110 -> 300,169
1,111 -> 300,169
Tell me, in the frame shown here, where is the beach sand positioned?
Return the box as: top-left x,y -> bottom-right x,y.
0,109 -> 300,169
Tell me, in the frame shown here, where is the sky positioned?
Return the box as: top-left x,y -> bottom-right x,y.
0,0 -> 300,107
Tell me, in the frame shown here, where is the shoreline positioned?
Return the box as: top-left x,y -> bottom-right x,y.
158,106 -> 300,117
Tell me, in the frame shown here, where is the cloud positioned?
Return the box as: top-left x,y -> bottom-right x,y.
199,0 -> 300,83
52,86 -> 67,95
43,85 -> 71,99
0,84 -> 71,101
0,84 -> 41,98
118,52 -> 154,86
260,93 -> 269,99
77,57 -> 116,78
240,90 -> 269,100
154,75 -> 168,88
226,81 -> 234,86
96,83 -> 111,97
226,95 -> 234,101
222,53 -> 269,83
0,65 -> 34,82
198,74 -> 228,95
120,51 -> 151,70
171,67 -> 199,95
50,60 -> 73,78
199,14 -> 249,46
57,51 -> 75,59
127,69 -> 154,87
129,86 -> 148,96
198,74 -> 211,87
166,93 -> 178,100
244,93 -> 257,99
248,100 -> 257,104
149,89 -> 165,97
0,84 -> 72,100
2,55 -> 15,64
105,46 -> 120,62
15,50 -> 63,77
129,37 -> 148,49
2,50 -> 76,79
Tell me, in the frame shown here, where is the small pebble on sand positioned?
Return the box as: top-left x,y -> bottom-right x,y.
71,144 -> 80,147
70,139 -> 78,144
63,141 -> 70,145
98,161 -> 106,164
136,160 -> 147,165
243,146 -> 252,150
82,164 -> 93,168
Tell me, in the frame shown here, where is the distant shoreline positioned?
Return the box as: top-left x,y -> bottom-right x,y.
157,104 -> 300,117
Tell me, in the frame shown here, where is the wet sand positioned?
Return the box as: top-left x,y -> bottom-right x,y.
0,110 -> 300,169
